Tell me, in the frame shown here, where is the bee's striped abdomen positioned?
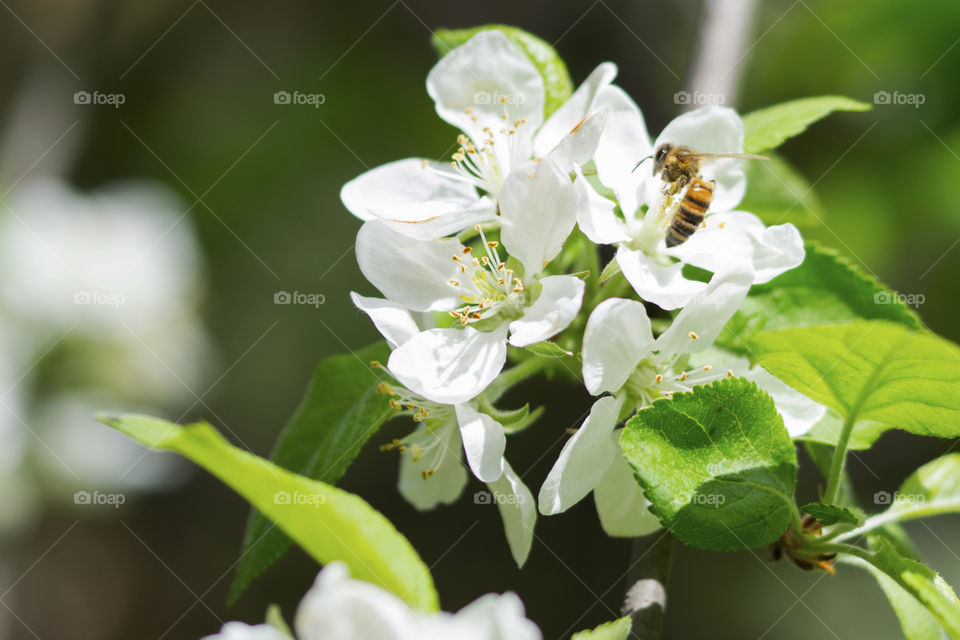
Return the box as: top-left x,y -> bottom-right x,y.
666,178 -> 715,247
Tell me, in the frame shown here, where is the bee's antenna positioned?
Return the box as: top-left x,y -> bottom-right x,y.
632,155 -> 653,173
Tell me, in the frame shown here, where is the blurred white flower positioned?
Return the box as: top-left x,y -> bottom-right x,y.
203,562 -> 542,640
579,95 -> 804,309
340,30 -> 612,240
355,156 -> 585,404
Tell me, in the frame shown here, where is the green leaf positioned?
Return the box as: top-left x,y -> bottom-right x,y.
749,321 -> 960,440
230,343 -> 393,602
801,503 -> 859,526
523,341 -> 573,358
846,556 -> 943,640
571,616 -> 632,640
718,243 -> 921,356
431,25 -> 573,117
860,537 -> 960,639
739,152 -> 824,230
98,413 -> 439,613
620,377 -> 797,551
598,256 -> 622,285
742,95 -> 871,154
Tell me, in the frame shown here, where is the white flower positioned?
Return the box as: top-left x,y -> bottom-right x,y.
538,268 -> 754,533
354,155 -> 585,404
579,90 -> 805,309
349,293 -> 536,566
340,30 -> 614,240
203,562 -> 542,640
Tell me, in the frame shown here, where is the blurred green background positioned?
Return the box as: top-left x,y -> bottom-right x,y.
2,0 -> 959,638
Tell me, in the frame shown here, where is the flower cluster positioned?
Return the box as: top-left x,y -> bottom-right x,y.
343,31 -> 820,562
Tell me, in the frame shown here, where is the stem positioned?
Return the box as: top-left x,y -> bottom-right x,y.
623,532 -> 673,640
823,413 -> 856,505
833,499 -> 960,543
483,356 -> 551,403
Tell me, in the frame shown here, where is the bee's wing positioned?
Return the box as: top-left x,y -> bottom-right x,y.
684,152 -> 769,161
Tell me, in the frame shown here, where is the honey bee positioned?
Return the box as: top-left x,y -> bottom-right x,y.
636,144 -> 767,247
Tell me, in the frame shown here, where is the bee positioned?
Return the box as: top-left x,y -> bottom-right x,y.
636,144 -> 767,247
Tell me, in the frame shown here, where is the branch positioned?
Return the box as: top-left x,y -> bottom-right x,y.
622,531 -> 674,640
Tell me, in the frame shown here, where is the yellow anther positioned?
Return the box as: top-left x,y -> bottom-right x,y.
487,240 -> 499,248
704,365 -> 713,371
679,371 -> 687,382
449,280 -> 460,287
688,331 -> 700,340
655,374 -> 663,384
370,360 -> 382,368
727,369 -> 735,378
462,246 -> 472,254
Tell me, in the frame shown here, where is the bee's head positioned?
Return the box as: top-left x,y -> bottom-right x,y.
652,143 -> 672,176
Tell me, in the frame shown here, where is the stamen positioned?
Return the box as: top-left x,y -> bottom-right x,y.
688,331 -> 700,340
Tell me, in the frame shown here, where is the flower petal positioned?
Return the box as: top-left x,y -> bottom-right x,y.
295,562 -> 418,640
667,212 -> 804,284
538,395 -> 623,515
594,429 -> 662,537
594,85 -> 651,217
397,421 -> 468,511
340,158 -> 479,222
582,298 -> 654,396
454,592 -> 542,640
380,198 -> 498,241
427,31 -> 544,141
350,292 -> 419,349
488,460 -> 537,568
533,61 -> 617,156
455,403 -> 506,482
649,105 -> 746,212
500,157 -> 578,274
653,267 -> 753,356
543,108 -> 608,171
201,623 -> 291,640
508,275 -> 584,347
744,365 -> 827,438
574,167 -> 630,245
388,325 -> 508,405
616,245 -> 708,310
355,220 -> 468,312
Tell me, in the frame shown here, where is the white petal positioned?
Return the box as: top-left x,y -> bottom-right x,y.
744,365 -> 827,438
500,157 -> 578,274
574,167 -> 630,245
398,421 -> 468,510
341,158 -> 478,222
350,292 -> 419,349
454,592 -> 542,640
650,106 -> 746,212
427,31 -> 544,141
455,404 -> 506,482
295,562 -> 418,640
201,623 -> 291,640
488,460 -> 537,568
355,221 -> 466,312
582,298 -> 654,396
594,85 -> 651,217
653,267 -> 753,356
380,198 -> 498,241
616,245 -> 708,311
538,395 -> 623,515
668,211 -> 804,284
533,62 -> 617,156
594,429 -> 662,537
543,108 -> 608,171
388,325 -> 507,405
508,275 -> 584,347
